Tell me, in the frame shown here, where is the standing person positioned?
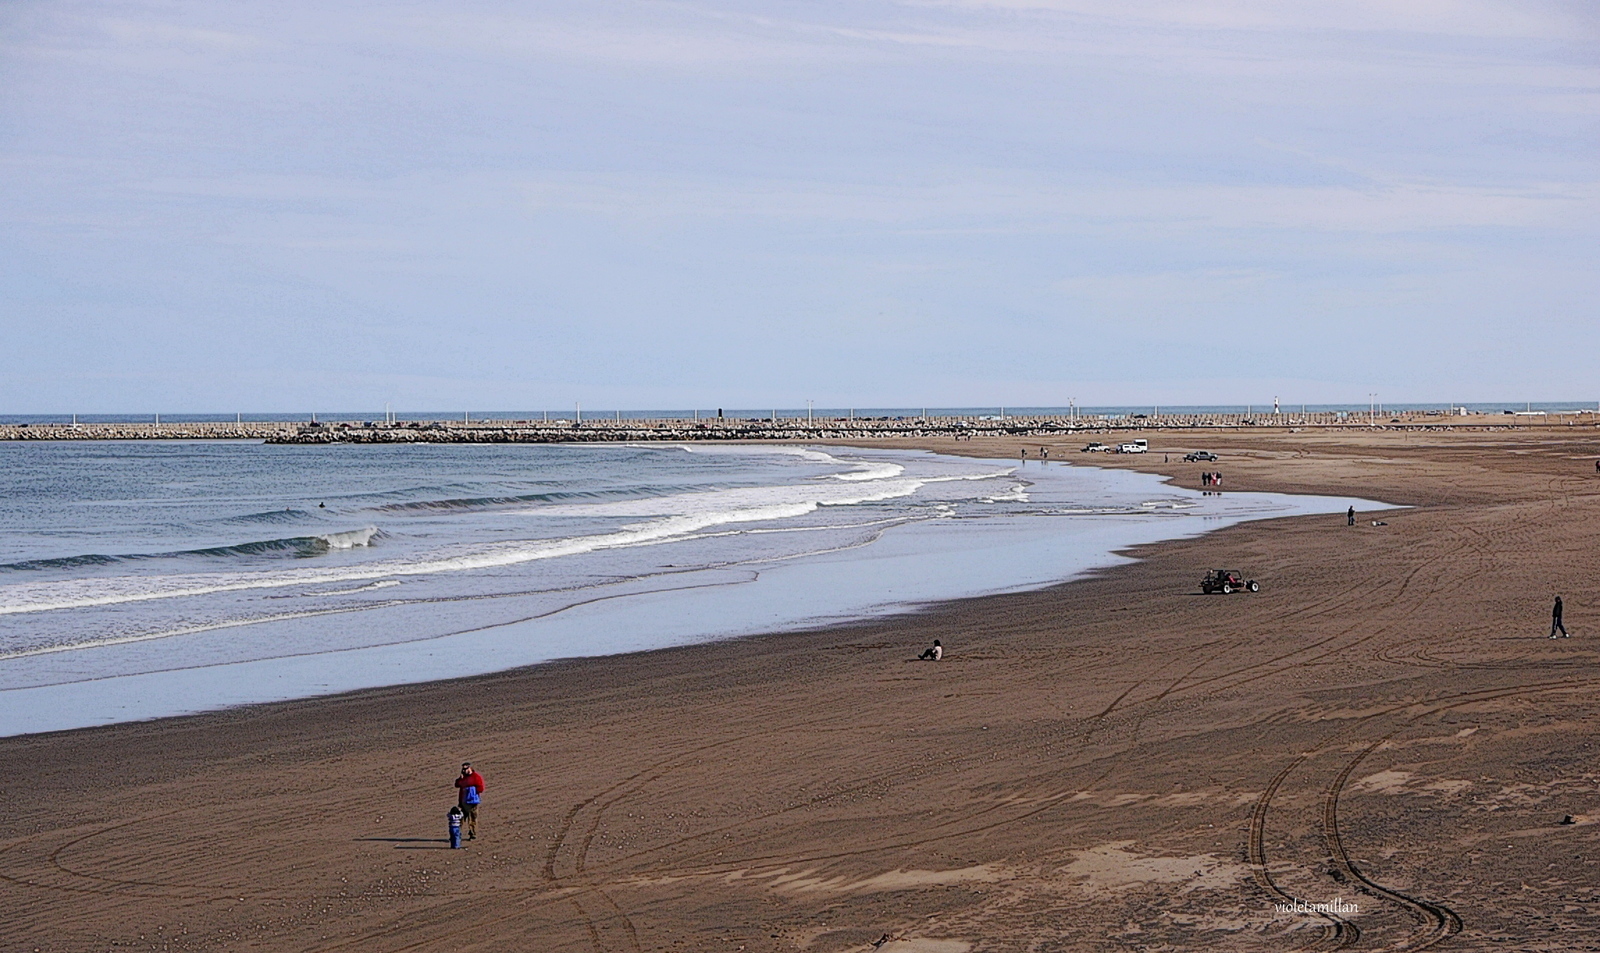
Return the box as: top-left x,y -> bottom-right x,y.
1551,596 -> 1570,638
1347,506 -> 1356,527
1041,447 -> 1049,462
447,806 -> 464,849
455,762 -> 485,839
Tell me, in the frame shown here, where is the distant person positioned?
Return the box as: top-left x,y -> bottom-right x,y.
918,640 -> 943,661
1020,448 -> 1027,461
455,762 -> 485,839
1550,596 -> 1569,639
1163,453 -> 1168,463
1041,447 -> 1049,462
1347,506 -> 1356,527
447,806 -> 464,849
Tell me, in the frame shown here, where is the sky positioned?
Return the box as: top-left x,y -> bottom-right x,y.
1,1 -> 1596,413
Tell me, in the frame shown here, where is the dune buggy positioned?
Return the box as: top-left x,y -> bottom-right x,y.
1201,569 -> 1259,594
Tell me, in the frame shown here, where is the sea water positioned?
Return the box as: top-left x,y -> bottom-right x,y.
0,441 -> 1370,735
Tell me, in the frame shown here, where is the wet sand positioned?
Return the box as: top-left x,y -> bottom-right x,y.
3,428 -> 1599,951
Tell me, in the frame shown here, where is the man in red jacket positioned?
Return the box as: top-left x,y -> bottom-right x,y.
454,762 -> 485,840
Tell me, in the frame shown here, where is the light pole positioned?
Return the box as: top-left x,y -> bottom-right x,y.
807,400 -> 813,426
1369,393 -> 1375,426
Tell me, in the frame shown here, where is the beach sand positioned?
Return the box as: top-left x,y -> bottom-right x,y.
3,428 -> 1599,951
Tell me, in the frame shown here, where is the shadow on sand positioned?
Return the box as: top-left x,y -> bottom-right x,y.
355,836 -> 453,850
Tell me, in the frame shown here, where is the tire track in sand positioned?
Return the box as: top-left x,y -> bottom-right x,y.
1253,677 -> 1598,951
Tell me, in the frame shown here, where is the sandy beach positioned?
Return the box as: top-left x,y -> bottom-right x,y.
4,427 -> 1599,952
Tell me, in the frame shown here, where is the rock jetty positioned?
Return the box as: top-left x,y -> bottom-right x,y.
0,407 -> 1587,441
0,410 -> 1583,443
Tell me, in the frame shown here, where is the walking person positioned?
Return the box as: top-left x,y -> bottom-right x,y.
455,762 -> 485,839
1347,506 -> 1356,527
1550,596 -> 1570,639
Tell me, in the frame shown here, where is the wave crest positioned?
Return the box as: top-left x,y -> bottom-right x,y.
0,527 -> 379,572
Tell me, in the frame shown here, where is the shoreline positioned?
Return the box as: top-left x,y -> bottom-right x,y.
4,429 -> 1599,950
0,447 -> 1367,736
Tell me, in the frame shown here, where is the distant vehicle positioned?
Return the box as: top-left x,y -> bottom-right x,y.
1201,569 -> 1259,594
1117,442 -> 1147,453
1184,451 -> 1218,462
1082,442 -> 1109,452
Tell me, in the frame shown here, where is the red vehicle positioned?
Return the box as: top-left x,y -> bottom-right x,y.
1202,569 -> 1260,594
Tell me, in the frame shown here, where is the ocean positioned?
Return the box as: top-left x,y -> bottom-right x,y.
0,441 -> 1366,735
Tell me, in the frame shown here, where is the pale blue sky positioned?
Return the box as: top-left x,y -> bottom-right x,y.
1,1 -> 1595,412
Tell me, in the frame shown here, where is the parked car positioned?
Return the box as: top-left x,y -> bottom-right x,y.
1184,451 -> 1218,462
1201,569 -> 1259,594
1117,442 -> 1147,453
1081,442 -> 1109,452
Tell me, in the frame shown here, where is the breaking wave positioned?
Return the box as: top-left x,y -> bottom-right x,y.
0,467 -> 1013,614
0,527 -> 379,572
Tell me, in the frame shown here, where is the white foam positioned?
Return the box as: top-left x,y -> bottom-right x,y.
320,526 -> 378,548
833,461 -> 905,481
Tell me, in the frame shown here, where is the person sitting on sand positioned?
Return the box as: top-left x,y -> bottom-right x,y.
918,640 -> 943,661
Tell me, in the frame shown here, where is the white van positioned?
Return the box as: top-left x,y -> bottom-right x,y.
1117,441 -> 1148,453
